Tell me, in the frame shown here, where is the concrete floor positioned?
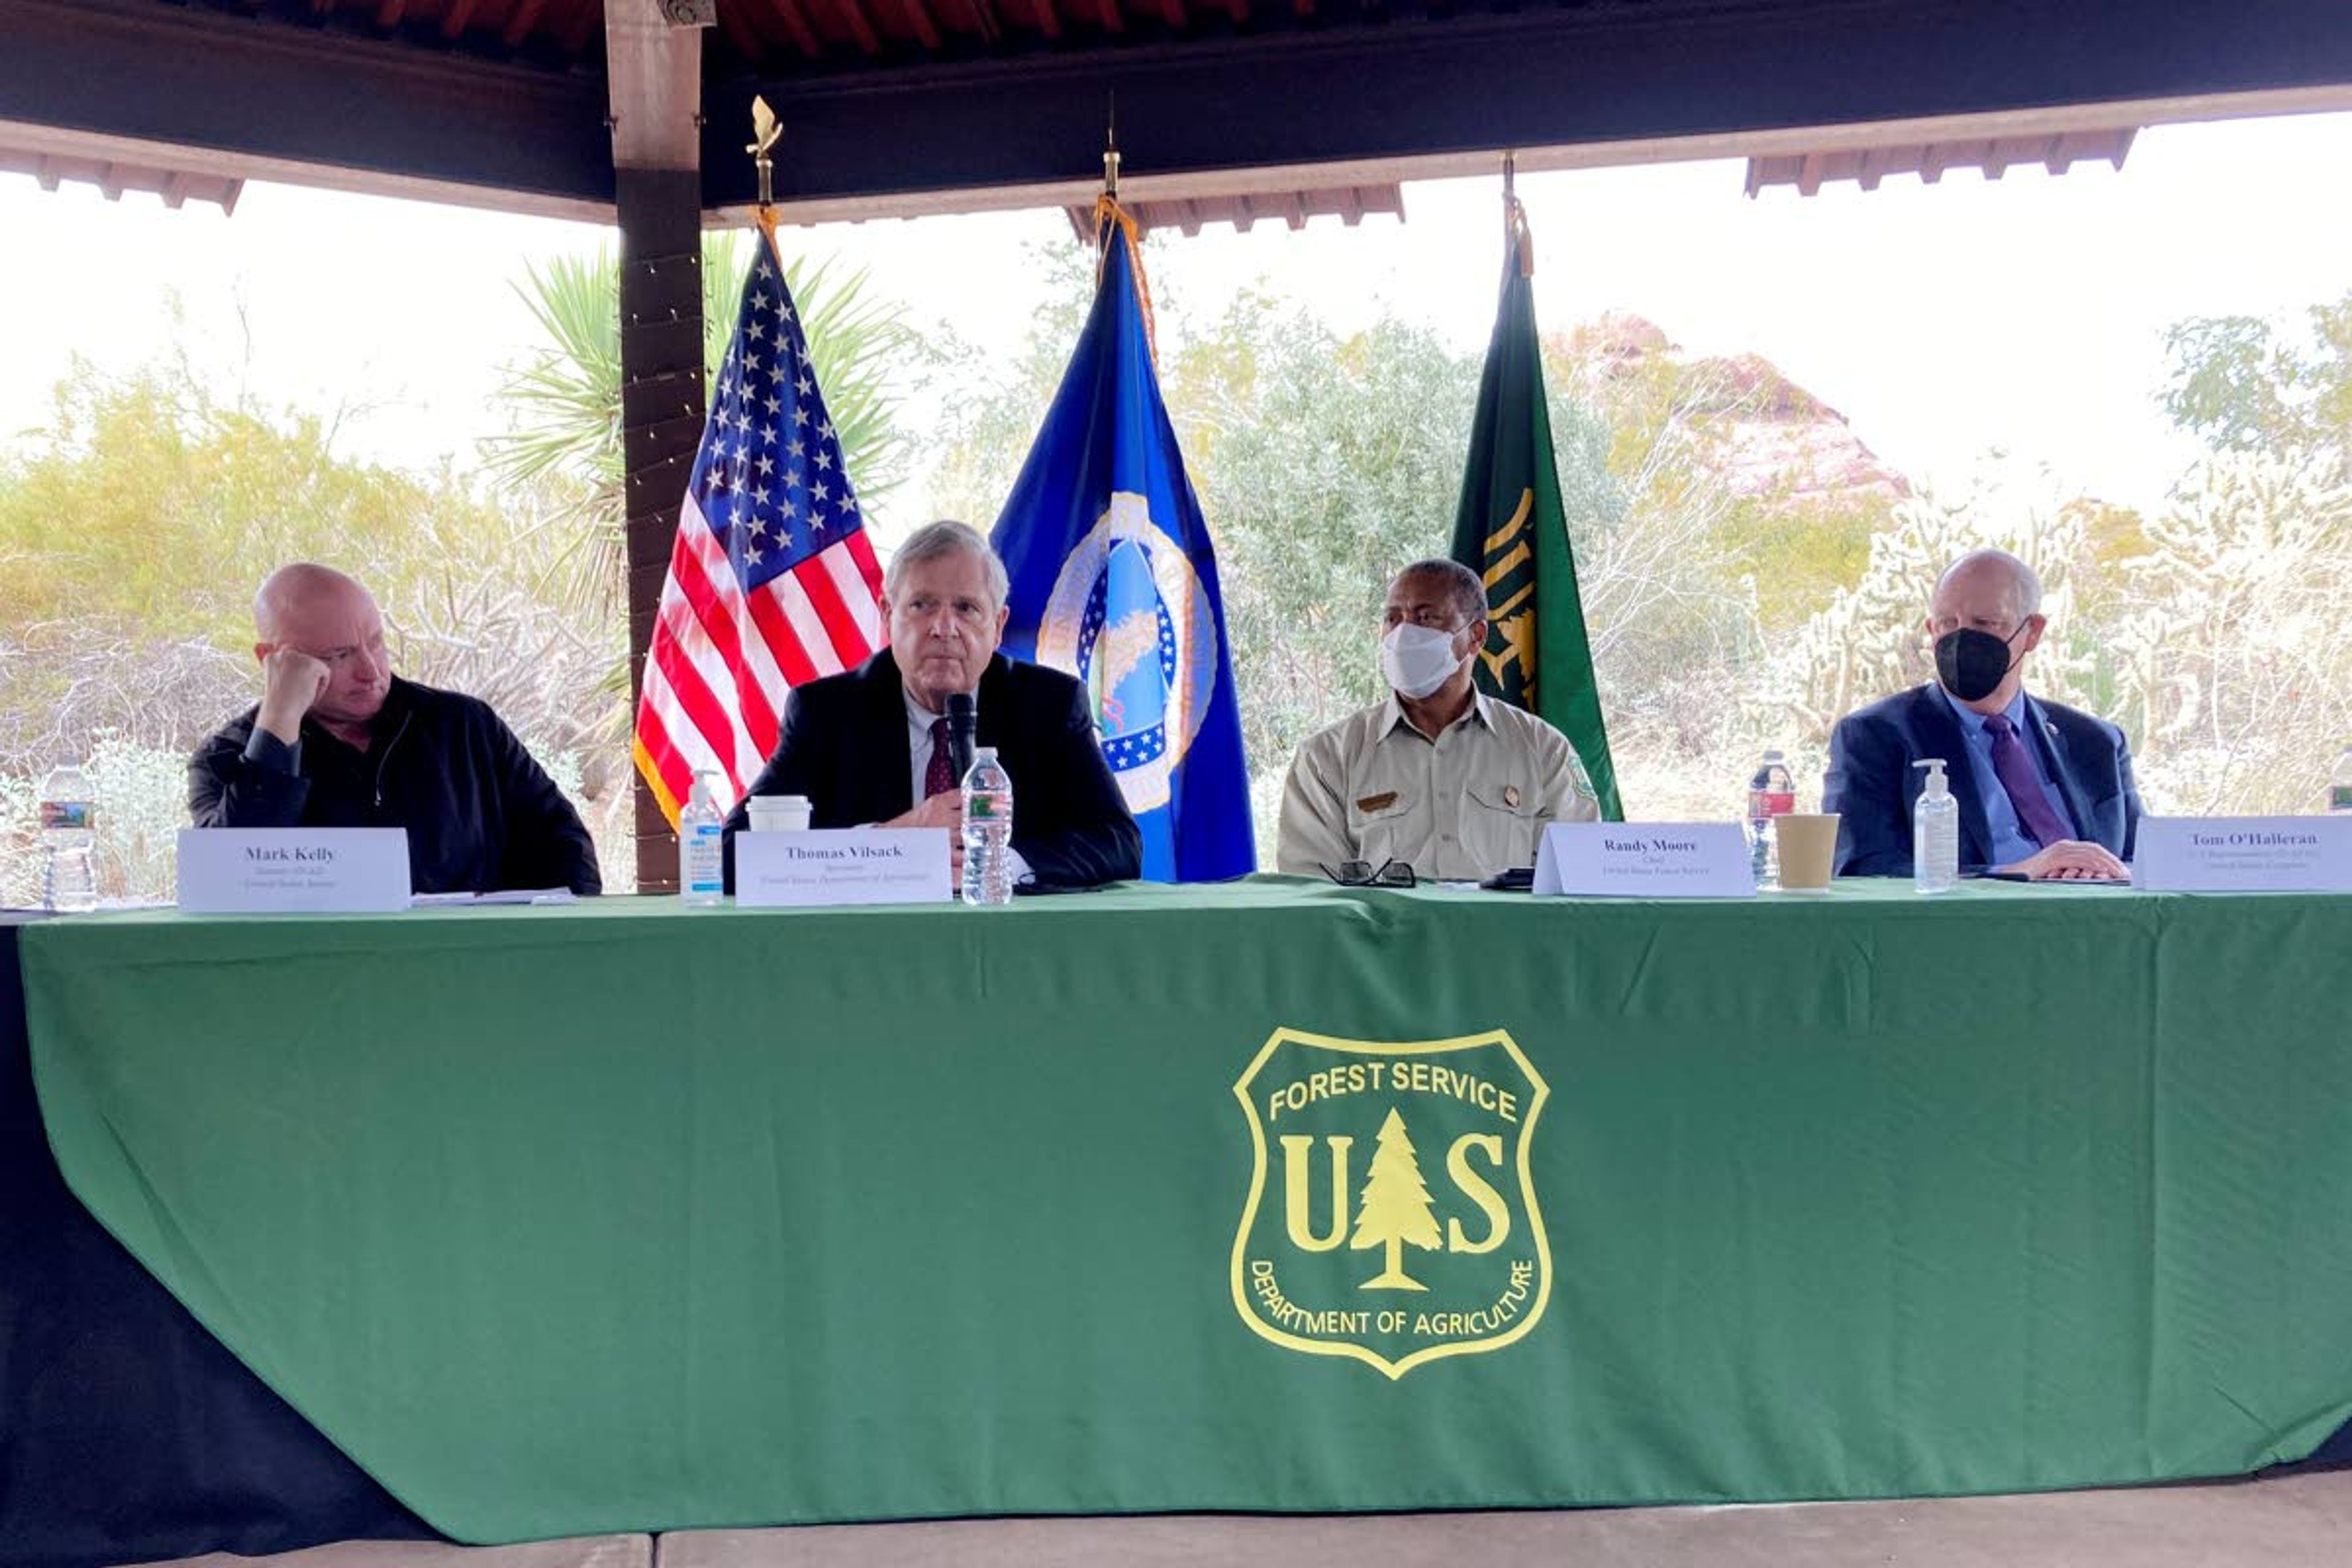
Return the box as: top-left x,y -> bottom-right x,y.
137,1469 -> 2352,1568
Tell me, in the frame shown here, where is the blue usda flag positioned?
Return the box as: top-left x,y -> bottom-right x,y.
990,199 -> 1254,880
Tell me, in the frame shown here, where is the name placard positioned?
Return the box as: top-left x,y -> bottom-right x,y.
2132,816 -> 2352,893
1532,823 -> 1756,898
734,829 -> 953,907
176,829 -> 412,913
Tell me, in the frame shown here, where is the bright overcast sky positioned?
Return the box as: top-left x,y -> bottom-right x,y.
3,108 -> 2349,522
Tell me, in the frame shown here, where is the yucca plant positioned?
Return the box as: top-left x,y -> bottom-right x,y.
485,230 -> 915,523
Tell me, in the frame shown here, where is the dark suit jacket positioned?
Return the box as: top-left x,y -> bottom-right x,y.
723,649 -> 1141,890
1822,683 -> 2143,876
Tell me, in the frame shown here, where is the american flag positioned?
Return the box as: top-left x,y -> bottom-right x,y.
633,228 -> 884,824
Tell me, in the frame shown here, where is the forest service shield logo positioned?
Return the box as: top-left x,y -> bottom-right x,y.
1230,1028 -> 1551,1379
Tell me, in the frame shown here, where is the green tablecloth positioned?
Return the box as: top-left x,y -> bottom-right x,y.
21,880 -> 2352,1541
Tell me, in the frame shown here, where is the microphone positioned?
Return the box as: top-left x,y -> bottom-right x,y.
944,692 -> 978,786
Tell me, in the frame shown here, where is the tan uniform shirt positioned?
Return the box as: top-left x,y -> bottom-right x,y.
1276,692 -> 1599,881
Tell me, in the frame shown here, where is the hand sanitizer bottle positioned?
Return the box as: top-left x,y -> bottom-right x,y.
679,774 -> 725,907
1913,758 -> 1959,895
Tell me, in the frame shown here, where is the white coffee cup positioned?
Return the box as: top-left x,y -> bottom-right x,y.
746,794 -> 812,834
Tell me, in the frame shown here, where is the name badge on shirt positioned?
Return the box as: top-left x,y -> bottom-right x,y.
1355,791 -> 1400,813
1532,823 -> 1756,898
176,829 -> 412,913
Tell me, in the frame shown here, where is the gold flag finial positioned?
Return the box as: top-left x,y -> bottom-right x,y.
747,96 -> 782,210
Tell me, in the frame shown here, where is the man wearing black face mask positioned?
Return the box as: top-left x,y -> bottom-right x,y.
1822,549 -> 2141,880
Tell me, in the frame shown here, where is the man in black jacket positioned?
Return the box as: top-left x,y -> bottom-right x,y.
189,564 -> 601,895
723,521 -> 1139,890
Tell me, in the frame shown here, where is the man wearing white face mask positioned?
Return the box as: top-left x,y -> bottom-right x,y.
1277,559 -> 1598,880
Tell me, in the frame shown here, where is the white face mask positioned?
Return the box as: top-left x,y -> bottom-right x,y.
1381,622 -> 1468,700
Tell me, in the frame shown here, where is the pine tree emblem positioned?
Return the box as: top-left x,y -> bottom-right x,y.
1350,1107 -> 1444,1291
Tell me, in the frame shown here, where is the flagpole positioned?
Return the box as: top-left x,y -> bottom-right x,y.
1504,149 -> 1534,277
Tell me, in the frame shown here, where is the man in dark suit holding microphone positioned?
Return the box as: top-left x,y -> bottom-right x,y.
723,521 -> 1140,890
1823,548 -> 2141,880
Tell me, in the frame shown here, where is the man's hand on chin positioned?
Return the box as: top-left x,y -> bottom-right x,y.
2002,841 -> 2129,881
255,647 -> 330,745
884,790 -> 966,881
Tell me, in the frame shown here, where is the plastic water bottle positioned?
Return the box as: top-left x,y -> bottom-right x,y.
2330,742 -> 2352,813
1746,749 -> 1795,884
678,774 -> 725,906
961,746 -> 1014,907
37,762 -> 99,913
1913,758 -> 1959,895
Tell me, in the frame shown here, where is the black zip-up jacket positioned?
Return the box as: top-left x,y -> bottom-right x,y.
188,676 -> 602,895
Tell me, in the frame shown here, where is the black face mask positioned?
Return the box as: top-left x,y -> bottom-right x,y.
1934,624 -> 2027,703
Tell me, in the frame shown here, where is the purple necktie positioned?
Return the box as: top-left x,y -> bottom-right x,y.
1982,713 -> 2071,847
922,717 -> 954,801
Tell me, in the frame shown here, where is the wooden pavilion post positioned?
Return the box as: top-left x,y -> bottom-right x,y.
605,0 -> 707,892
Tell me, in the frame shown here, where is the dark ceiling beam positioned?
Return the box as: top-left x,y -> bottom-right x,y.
557,1 -> 601,53
501,0 -> 554,48
824,0 -> 884,55
707,0 -> 2352,208
901,0 -> 943,50
0,0 -> 613,205
717,0 -> 769,59
771,0 -> 830,58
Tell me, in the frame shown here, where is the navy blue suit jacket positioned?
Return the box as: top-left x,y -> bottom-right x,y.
722,649 -> 1141,891
1822,684 -> 2143,876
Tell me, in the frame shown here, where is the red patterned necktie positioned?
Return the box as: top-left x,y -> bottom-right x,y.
922,716 -> 954,801
1982,712 -> 2071,847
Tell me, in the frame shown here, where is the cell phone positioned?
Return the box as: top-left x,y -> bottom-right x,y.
1479,867 -> 1536,892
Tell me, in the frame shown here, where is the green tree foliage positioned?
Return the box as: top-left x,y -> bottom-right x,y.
0,363 -> 436,645
922,239 -> 1098,529
0,360 -> 626,793
0,356 -> 642,893
0,363 -> 494,764
1174,296 -> 1487,785
2162,290 -> 2352,478
1542,331 -> 1888,638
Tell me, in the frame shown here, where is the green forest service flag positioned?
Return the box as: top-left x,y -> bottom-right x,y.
1449,184 -> 1623,820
